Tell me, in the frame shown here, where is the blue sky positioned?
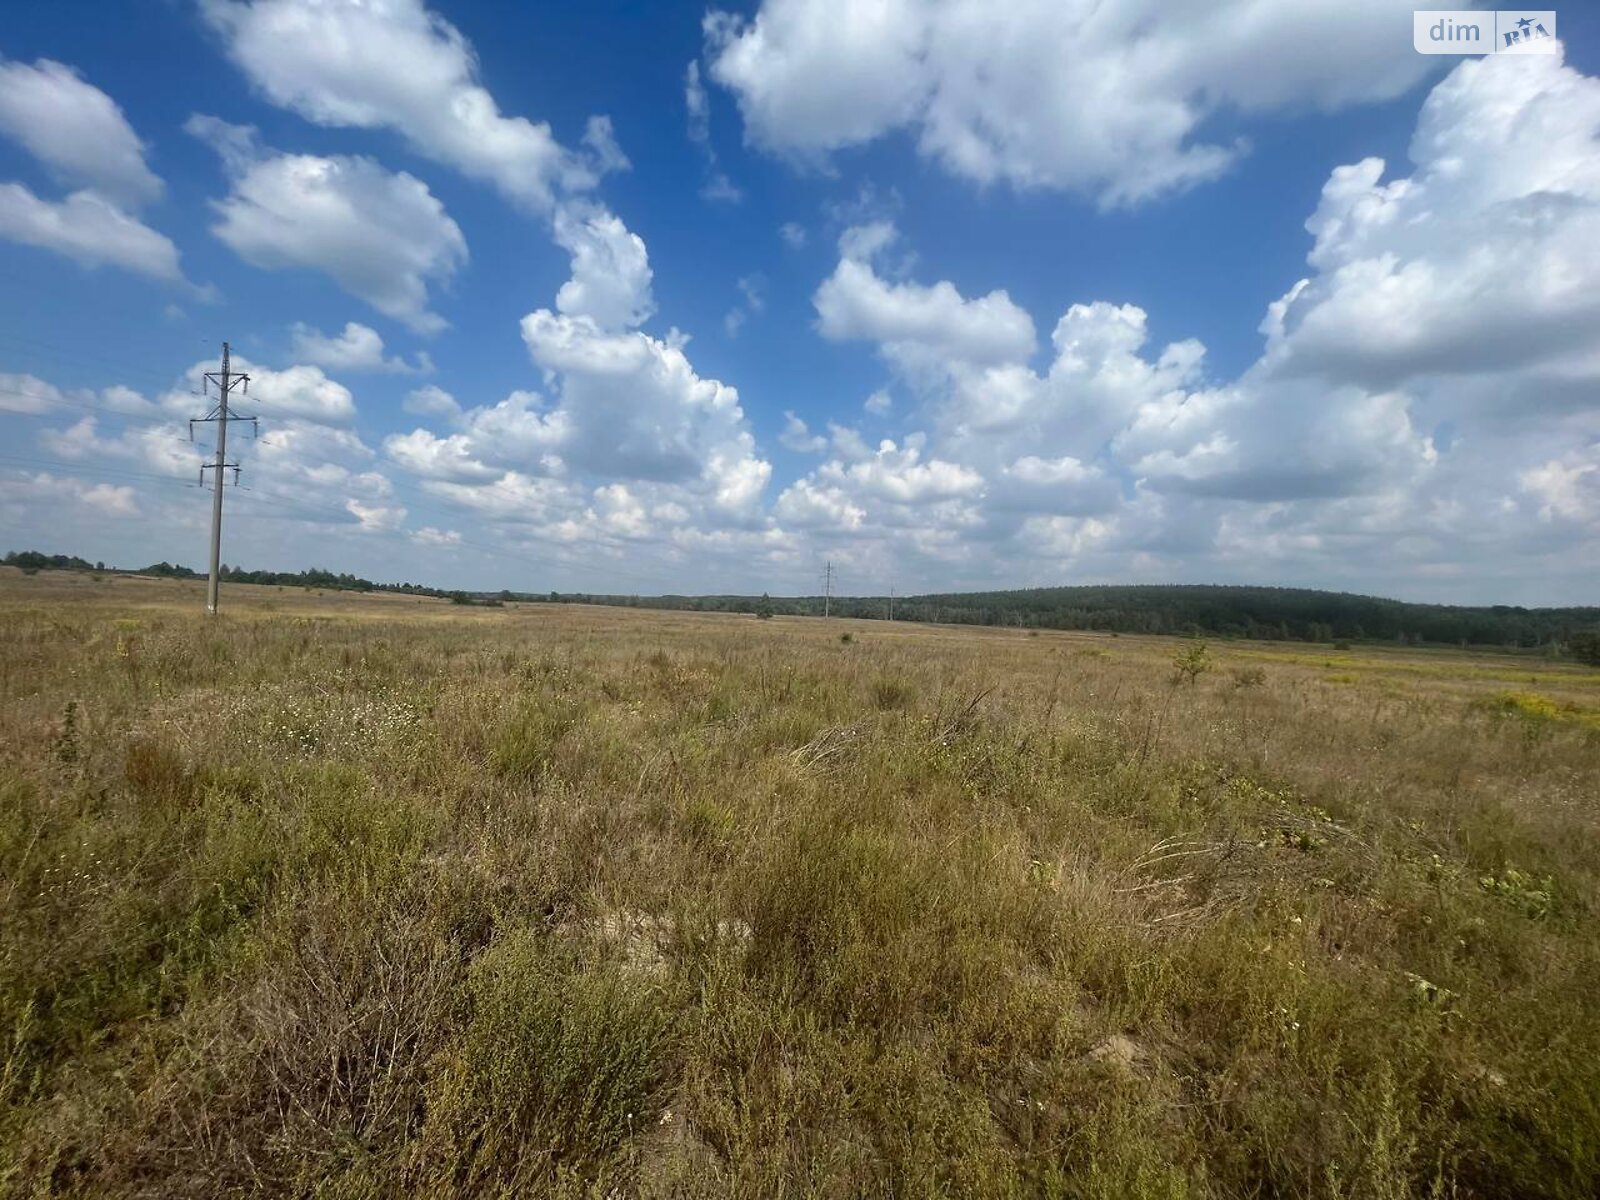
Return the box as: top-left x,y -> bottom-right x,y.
0,1 -> 1596,603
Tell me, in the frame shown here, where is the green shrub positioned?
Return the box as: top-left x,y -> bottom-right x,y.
491,697 -> 579,781
1172,640 -> 1212,684
420,933 -> 679,1192
871,676 -> 915,710
1479,867 -> 1555,919
1569,629 -> 1600,667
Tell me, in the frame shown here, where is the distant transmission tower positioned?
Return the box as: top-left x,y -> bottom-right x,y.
191,342 -> 254,615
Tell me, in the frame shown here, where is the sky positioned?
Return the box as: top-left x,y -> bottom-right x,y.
0,1 -> 1596,605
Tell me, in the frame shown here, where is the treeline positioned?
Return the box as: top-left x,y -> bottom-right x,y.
3,550 -> 481,602
218,566 -> 506,606
216,564 -> 445,596
540,585 -> 1600,651
8,549 -> 1596,653
4,550 -> 196,578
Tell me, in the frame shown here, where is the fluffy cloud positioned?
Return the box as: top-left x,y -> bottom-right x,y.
411,526 -> 461,546
158,353 -> 357,426
402,384 -> 461,419
0,58 -> 162,207
290,321 -> 432,374
705,0 -> 1443,206
0,186 -> 184,282
816,437 -> 982,503
779,411 -> 827,453
773,477 -> 865,530
384,207 -> 776,558
551,204 -> 654,330
382,428 -> 495,481
189,117 -> 466,333
1520,451 -> 1598,524
5,350 -> 412,570
0,471 -> 139,518
0,372 -> 63,414
19,350 -> 384,541
0,375 -> 158,422
346,496 -> 407,532
772,48 -> 1600,599
1266,52 -> 1600,393
243,364 -> 359,425
0,60 -> 193,286
1130,51 -> 1600,510
37,414 -> 194,479
515,314 -> 767,503
200,0 -> 620,211
815,222 -> 1035,366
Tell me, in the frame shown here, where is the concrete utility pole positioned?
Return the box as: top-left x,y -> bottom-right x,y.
888,585 -> 894,622
192,342 -> 254,615
823,560 -> 833,618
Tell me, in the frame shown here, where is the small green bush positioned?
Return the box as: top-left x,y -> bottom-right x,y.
871,676 -> 915,709
421,933 -> 679,1191
491,697 -> 579,781
1172,640 -> 1212,684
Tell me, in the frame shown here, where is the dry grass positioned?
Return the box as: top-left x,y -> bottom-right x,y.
1,567 -> 1598,1197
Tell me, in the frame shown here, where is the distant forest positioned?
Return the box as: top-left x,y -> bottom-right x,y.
549,585 -> 1599,651
2,551 -> 457,601
6,549 -> 1597,653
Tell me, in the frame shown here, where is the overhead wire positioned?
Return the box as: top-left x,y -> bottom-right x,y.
0,365 -> 688,595
0,451 -> 201,490
0,329 -> 197,395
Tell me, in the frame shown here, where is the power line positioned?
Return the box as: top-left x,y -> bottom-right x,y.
0,408 -> 198,456
193,343 -> 254,615
0,330 -> 190,394
228,484 -> 674,593
0,451 -> 198,489
0,383 -> 183,424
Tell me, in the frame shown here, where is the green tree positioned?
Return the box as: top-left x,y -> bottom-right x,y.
1173,640 -> 1212,684
1570,629 -> 1600,667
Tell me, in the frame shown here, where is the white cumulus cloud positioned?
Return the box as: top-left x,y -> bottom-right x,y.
705,0 -> 1443,207
0,58 -> 162,207
200,0 -> 621,211
189,116 -> 466,333
290,321 -> 432,374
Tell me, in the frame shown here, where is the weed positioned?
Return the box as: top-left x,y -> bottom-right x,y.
420,932 -> 679,1193
870,676 -> 915,710
491,696 -> 579,782
1172,640 -> 1212,684
52,700 -> 79,765
1479,867 -> 1555,919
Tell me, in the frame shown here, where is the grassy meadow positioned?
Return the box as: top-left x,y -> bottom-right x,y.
2,568 -> 1598,1198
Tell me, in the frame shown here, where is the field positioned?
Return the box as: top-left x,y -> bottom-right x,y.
2,569 -> 1598,1198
